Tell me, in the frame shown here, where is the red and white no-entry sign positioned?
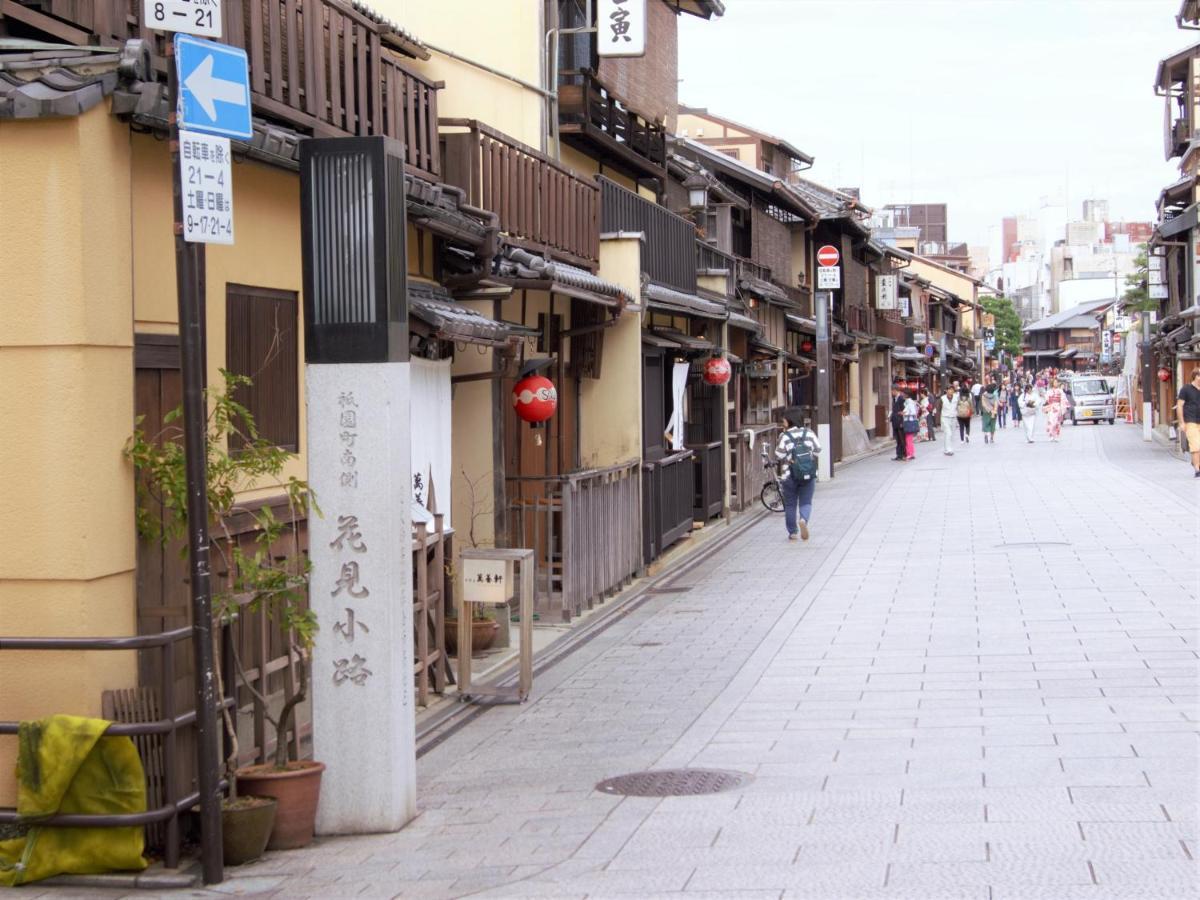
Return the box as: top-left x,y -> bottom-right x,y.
817,245 -> 840,267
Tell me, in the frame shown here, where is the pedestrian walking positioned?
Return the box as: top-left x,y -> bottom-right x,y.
997,381 -> 1009,429
890,384 -> 907,462
1176,367 -> 1200,478
917,389 -> 932,442
1019,384 -> 1041,442
1044,377 -> 1066,442
971,378 -> 983,414
956,386 -> 974,443
938,385 -> 958,456
775,408 -> 821,541
1009,379 -> 1023,427
903,391 -> 920,460
925,388 -> 938,440
980,384 -> 999,444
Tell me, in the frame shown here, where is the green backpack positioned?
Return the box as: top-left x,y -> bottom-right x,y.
788,430 -> 818,482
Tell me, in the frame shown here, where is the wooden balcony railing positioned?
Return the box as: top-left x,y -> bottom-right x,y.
506,461 -> 641,622
15,0 -> 440,182
600,176 -> 697,293
874,316 -> 906,343
558,72 -> 666,178
697,242 -> 736,298
441,119 -> 599,270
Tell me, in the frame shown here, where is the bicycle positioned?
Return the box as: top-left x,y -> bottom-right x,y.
759,445 -> 784,512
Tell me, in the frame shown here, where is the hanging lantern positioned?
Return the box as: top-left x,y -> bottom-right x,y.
1158,367 -> 1172,383
513,374 -> 557,423
702,356 -> 731,386
800,339 -> 814,353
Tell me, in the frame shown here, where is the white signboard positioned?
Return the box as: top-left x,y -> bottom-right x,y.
1149,252 -> 1168,300
875,274 -> 897,310
144,0 -> 222,37
817,266 -> 841,289
179,131 -> 233,244
1102,330 -> 1113,356
597,0 -> 646,57
900,296 -> 912,318
462,558 -> 513,605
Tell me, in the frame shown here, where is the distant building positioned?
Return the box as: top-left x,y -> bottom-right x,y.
675,106 -> 813,181
1082,198 -> 1109,223
877,203 -> 968,271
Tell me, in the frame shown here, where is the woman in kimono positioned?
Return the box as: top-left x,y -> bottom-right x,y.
1043,378 -> 1066,442
1019,385 -> 1042,443
917,389 -> 932,442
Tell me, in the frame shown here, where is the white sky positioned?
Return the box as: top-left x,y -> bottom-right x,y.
677,0 -> 1186,252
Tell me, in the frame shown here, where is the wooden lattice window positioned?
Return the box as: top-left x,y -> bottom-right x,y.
225,284 -> 299,452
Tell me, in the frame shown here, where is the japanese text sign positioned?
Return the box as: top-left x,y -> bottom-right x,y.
597,0 -> 646,58
145,0 -> 221,37
817,267 -> 841,290
875,274 -> 897,310
462,558 -> 512,605
179,131 -> 233,244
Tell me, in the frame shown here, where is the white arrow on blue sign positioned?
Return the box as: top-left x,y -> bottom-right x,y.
175,34 -> 252,141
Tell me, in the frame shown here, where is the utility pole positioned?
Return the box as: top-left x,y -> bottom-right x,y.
1142,312 -> 1154,441
815,289 -> 833,480
167,36 -> 223,886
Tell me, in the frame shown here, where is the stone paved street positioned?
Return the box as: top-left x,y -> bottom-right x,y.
68,421 -> 1199,900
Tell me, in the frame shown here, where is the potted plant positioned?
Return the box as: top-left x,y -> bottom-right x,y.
444,606 -> 499,655
125,370 -> 320,857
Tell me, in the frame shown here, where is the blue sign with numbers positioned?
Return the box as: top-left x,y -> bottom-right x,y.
175,33 -> 252,141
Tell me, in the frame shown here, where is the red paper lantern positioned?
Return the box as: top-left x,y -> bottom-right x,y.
512,374 -> 558,423
1158,367 -> 1172,383
800,339 -> 814,353
907,380 -> 919,391
702,356 -> 731,386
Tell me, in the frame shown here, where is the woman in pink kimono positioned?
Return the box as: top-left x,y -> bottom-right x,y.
1043,378 -> 1066,441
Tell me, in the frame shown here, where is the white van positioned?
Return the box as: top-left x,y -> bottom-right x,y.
1066,374 -> 1116,425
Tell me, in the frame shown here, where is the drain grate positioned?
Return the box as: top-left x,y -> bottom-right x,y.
595,768 -> 752,797
632,641 -> 663,648
648,585 -> 693,595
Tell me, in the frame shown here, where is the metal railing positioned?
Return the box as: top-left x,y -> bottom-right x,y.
441,119 -> 600,270
506,460 -> 641,622
600,177 -> 697,293
0,627 -> 232,874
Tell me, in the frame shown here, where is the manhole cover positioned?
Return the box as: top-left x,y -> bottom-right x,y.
648,586 -> 692,595
595,768 -> 752,797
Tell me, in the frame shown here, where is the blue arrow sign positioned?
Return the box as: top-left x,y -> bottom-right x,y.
175,33 -> 252,141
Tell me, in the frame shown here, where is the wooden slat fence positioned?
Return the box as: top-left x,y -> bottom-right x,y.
13,0 -> 440,182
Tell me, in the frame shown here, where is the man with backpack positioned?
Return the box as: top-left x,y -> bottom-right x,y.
775,408 -> 821,542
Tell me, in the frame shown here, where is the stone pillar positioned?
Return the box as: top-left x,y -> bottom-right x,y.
307,364 -> 414,832
299,135 -> 415,833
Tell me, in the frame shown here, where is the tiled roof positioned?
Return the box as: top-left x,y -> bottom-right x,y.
495,246 -> 633,307
347,2 -> 430,59
0,40 -> 146,120
1024,300 -> 1111,333
409,281 -> 531,345
644,282 -> 727,319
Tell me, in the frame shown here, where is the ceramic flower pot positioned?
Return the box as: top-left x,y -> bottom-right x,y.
221,795 -> 277,866
235,760 -> 324,850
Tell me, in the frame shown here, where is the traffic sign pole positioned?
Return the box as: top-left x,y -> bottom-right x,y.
167,36 -> 224,887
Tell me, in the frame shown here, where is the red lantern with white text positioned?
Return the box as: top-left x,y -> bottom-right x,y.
513,375 -> 557,423
1158,367 -> 1172,383
702,356 -> 731,386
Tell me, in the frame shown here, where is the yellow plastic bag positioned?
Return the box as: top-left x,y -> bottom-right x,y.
0,715 -> 148,886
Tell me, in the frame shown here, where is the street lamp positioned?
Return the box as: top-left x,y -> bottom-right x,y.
683,173 -> 709,212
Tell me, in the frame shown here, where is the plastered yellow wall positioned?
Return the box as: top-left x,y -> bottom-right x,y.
129,133 -> 307,501
381,0 -> 544,148
0,107 -> 137,804
677,112 -> 751,139
580,238 -> 643,467
449,297 -> 498,556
